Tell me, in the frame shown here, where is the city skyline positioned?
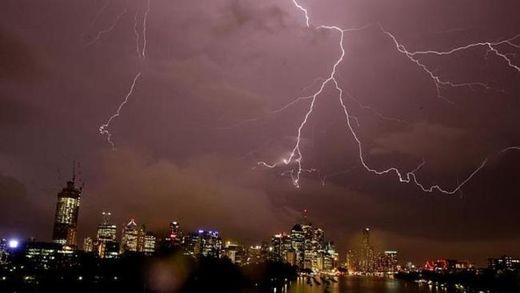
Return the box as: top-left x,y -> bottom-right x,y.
1,0 -> 520,269
2,174 -> 516,269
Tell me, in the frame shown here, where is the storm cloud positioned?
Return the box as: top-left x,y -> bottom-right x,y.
1,0 -> 520,265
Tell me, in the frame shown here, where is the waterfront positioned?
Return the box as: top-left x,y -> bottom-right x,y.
279,276 -> 435,293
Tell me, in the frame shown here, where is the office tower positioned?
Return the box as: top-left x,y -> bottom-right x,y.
96,212 -> 118,258
361,228 -> 374,272
23,241 -> 80,270
143,233 -> 156,256
120,219 -> 145,254
290,224 -> 305,268
271,232 -> 293,263
246,244 -> 264,265
380,250 -> 398,273
271,234 -> 283,261
166,221 -> 183,247
52,172 -> 82,247
184,230 -> 222,258
322,241 -> 339,271
83,237 -> 94,253
345,249 -> 358,273
224,241 -> 243,264
97,212 -> 117,241
301,223 -> 314,270
489,256 -> 520,270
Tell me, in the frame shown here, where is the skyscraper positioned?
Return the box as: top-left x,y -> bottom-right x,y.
52,174 -> 82,247
96,212 -> 118,258
120,219 -> 145,254
271,234 -> 283,261
224,241 -> 243,264
184,230 -> 222,258
290,224 -> 305,268
97,212 -> 117,242
166,221 -> 183,247
143,233 -> 157,256
83,237 -> 94,253
361,228 -> 375,273
378,250 -> 398,273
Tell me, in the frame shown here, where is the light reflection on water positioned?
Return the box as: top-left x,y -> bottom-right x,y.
275,276 -> 438,293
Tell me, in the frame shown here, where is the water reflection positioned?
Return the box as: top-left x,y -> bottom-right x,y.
275,276 -> 437,293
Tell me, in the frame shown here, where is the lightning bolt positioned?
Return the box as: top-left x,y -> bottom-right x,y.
87,0 -> 111,30
320,167 -> 358,187
345,90 -> 406,124
98,0 -> 151,148
133,10 -> 141,57
87,8 -> 128,46
291,0 -> 310,27
258,0 -> 520,193
404,33 -> 520,72
141,0 -> 151,59
501,146 -> 520,153
99,72 -> 142,149
379,25 -> 519,102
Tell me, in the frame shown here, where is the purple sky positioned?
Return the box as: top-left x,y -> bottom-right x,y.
1,0 -> 520,265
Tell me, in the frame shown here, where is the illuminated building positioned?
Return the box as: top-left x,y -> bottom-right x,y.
345,249 -> 359,273
21,241 -> 80,270
376,251 -> 399,273
489,256 -> 520,271
270,234 -> 284,261
270,233 -> 292,263
271,219 -> 337,272
306,226 -> 325,270
424,259 -> 473,272
345,229 -> 399,274
385,250 -> 399,273
95,212 -> 118,258
271,234 -> 282,261
97,212 -> 117,242
286,249 -> 297,266
290,224 -> 305,268
184,230 -> 222,258
246,245 -> 264,264
167,221 -> 183,246
120,219 -> 145,254
52,175 -> 82,247
322,241 -> 339,271
360,228 -> 375,273
0,239 -> 8,264
224,241 -> 244,265
301,223 -> 314,270
83,237 -> 94,253
244,242 -> 269,265
143,233 -> 156,256
183,233 -> 199,256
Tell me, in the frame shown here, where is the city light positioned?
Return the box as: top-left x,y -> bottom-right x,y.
8,239 -> 19,249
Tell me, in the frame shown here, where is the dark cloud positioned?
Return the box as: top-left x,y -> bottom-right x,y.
0,27 -> 46,81
214,0 -> 287,35
0,97 -> 34,128
0,174 -> 47,238
0,0 -> 519,264
370,121 -> 489,171
80,149 -> 285,243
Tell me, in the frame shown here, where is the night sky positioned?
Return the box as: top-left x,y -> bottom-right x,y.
1,0 -> 520,265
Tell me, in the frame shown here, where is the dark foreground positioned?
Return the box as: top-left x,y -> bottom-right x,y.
3,250 -> 520,292
0,251 -> 296,293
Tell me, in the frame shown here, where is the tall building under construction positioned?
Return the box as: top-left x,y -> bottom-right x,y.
52,172 -> 82,247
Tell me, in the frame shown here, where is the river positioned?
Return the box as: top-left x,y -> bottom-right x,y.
271,276 -> 439,293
